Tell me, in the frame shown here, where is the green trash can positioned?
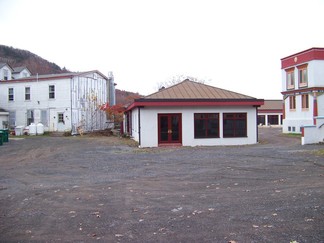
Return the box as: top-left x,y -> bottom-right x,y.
0,129 -> 9,142
0,131 -> 3,146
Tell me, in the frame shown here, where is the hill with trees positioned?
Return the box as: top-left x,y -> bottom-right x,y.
0,45 -> 68,75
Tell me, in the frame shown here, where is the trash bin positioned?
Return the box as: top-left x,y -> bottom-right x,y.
0,131 -> 3,146
0,129 -> 9,142
15,126 -> 24,136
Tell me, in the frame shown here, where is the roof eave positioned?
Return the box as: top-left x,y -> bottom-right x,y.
126,99 -> 264,112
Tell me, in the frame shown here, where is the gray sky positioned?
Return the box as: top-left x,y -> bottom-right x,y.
1,0 -> 324,99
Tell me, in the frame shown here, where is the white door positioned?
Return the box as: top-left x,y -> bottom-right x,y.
57,112 -> 66,131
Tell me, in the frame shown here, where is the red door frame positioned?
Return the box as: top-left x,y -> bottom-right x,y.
158,113 -> 182,146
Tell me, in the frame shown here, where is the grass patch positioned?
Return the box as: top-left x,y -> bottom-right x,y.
313,149 -> 324,156
281,133 -> 302,138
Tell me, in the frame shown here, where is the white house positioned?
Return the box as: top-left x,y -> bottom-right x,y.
281,47 -> 324,144
125,80 -> 264,147
0,70 -> 116,134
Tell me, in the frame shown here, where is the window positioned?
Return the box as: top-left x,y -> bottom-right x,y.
58,113 -> 64,124
268,115 -> 279,125
3,69 -> 9,80
9,111 -> 16,129
25,87 -> 31,100
289,96 -> 296,110
223,113 -> 247,138
286,68 -> 295,90
8,88 -> 14,101
49,85 -> 55,99
298,64 -> 308,87
302,94 -> 309,109
27,110 -> 34,125
41,110 -> 48,126
257,115 -> 265,125
194,113 -> 219,138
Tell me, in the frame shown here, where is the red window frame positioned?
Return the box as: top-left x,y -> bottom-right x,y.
223,113 -> 247,138
289,96 -> 296,110
286,67 -> 295,90
297,64 -> 308,88
194,113 -> 219,138
301,94 -> 309,110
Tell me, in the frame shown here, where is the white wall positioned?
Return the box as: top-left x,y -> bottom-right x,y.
318,94 -> 324,116
0,77 -> 71,131
302,117 -> 324,145
70,73 -> 108,133
0,112 -> 9,129
312,60 -> 324,87
283,93 -> 315,133
281,60 -> 324,91
134,106 -> 258,148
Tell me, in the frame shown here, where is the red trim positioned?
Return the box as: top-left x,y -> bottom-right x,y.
282,101 -> 285,120
301,127 -> 304,137
127,100 -> 264,111
281,87 -> 324,95
258,109 -> 283,113
281,48 -> 324,69
313,94 -> 318,125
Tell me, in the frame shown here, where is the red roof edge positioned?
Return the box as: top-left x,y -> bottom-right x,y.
126,99 -> 264,112
281,47 -> 324,69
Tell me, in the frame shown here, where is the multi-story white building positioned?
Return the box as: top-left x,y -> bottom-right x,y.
281,47 -> 324,143
0,69 -> 115,134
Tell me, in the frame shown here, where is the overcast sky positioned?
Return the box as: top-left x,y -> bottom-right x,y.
1,0 -> 324,99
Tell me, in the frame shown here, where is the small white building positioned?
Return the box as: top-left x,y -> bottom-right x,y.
0,70 -> 115,134
281,47 -> 324,144
125,80 -> 264,147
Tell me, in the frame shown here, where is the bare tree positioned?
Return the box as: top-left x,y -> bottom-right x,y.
157,74 -> 207,90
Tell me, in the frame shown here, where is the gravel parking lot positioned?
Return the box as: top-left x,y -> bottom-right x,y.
0,127 -> 323,242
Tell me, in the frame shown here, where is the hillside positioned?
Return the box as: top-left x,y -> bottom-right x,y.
116,89 -> 142,105
0,44 -> 142,105
0,45 -> 68,75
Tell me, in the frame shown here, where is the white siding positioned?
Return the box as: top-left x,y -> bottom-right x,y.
0,112 -> 9,129
70,73 -> 108,133
0,77 -> 71,131
0,71 -> 109,133
311,60 -> 324,87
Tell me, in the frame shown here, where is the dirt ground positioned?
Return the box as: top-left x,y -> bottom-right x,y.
0,127 -> 323,243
